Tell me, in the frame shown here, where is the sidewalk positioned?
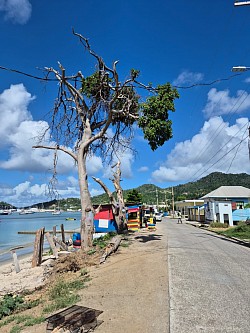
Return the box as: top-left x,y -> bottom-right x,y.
21,222 -> 170,333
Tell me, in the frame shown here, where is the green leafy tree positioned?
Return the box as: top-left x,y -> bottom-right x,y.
126,189 -> 142,204
33,31 -> 179,249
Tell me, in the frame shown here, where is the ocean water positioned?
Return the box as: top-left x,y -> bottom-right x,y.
0,211 -> 81,263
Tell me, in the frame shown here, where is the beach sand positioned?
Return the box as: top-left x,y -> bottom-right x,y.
0,254 -> 54,296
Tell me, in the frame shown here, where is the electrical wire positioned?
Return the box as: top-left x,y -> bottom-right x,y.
192,132 -> 249,182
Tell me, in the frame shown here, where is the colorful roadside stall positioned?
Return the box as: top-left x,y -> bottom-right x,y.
127,205 -> 141,231
93,205 -> 118,233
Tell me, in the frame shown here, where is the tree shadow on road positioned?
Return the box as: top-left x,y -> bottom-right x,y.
134,234 -> 162,243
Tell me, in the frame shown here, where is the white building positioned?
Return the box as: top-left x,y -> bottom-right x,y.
201,186 -> 250,226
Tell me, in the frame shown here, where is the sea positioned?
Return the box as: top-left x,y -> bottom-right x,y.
0,211 -> 81,263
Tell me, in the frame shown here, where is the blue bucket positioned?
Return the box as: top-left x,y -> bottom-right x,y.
72,233 -> 81,241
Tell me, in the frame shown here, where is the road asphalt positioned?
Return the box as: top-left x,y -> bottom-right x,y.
164,217 -> 250,333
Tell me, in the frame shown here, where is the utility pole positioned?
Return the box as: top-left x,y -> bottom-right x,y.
156,188 -> 159,210
234,1 -> 250,6
172,187 -> 175,218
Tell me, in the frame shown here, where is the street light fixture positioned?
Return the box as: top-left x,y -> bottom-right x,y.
231,66 -> 250,72
234,1 -> 250,6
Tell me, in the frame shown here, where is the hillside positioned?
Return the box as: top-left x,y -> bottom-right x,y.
9,172 -> 250,209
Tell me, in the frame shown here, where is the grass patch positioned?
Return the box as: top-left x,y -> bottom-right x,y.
42,276 -> 88,314
120,241 -> 131,248
93,232 -> 117,249
217,224 -> 250,240
1,314 -> 45,332
210,222 -> 229,228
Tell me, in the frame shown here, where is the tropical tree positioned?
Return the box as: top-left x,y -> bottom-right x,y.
33,31 -> 179,250
126,189 -> 142,204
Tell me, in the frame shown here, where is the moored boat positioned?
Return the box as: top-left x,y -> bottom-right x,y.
52,211 -> 61,215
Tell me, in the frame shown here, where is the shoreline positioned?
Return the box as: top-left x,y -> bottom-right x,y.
0,243 -> 50,266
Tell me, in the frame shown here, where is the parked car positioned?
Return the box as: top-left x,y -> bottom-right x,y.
155,212 -> 162,222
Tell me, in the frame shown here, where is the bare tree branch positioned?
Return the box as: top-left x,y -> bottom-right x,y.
32,144 -> 78,162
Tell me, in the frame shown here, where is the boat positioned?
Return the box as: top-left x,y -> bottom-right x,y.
65,217 -> 76,221
19,210 -> 35,215
0,210 -> 12,215
52,210 -> 61,215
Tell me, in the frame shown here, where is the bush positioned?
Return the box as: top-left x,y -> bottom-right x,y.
0,294 -> 24,319
210,222 -> 229,228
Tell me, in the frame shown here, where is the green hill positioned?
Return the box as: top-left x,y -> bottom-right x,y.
9,172 -> 250,209
91,172 -> 250,205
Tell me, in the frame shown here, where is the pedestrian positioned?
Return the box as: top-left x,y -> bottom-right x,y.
177,211 -> 182,224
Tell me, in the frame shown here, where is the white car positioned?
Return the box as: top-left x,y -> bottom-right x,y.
155,212 -> 162,222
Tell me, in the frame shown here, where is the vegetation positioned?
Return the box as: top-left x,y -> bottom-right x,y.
0,294 -> 24,319
216,223 -> 250,241
31,31 -> 179,249
126,189 -> 142,204
23,171 -> 250,211
0,202 -> 16,209
93,232 -> 117,249
209,222 -> 229,228
0,294 -> 39,320
42,275 -> 88,314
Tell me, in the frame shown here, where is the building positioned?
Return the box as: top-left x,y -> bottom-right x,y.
175,199 -> 204,217
201,186 -> 250,226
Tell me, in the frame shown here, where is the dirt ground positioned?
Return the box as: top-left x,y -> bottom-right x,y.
1,222 -> 169,333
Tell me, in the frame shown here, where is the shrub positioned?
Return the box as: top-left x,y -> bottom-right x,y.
210,222 -> 229,228
0,294 -> 24,319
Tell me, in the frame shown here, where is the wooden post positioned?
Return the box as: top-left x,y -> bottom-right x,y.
39,227 -> 45,265
32,228 -> 43,267
61,224 -> 65,243
11,250 -> 20,273
45,232 -> 58,258
53,225 -> 57,246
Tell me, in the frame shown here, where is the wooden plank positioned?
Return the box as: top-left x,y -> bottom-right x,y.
46,305 -> 103,332
45,232 -> 58,259
53,236 -> 68,251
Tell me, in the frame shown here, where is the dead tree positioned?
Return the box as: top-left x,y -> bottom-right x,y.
32,31 -> 179,250
92,161 -> 126,233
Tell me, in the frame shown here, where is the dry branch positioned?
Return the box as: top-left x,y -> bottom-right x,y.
100,236 -> 121,264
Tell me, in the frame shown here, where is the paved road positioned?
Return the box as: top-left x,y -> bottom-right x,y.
163,218 -> 250,333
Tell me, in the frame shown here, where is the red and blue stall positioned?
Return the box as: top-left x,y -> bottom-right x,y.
93,205 -> 118,233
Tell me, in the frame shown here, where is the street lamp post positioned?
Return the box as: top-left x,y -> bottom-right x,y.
232,66 -> 250,72
234,1 -> 250,6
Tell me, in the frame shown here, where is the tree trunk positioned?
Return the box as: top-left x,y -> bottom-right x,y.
112,161 -> 127,233
78,147 -> 94,250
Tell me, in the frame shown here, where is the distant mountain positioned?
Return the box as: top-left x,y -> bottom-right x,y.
12,172 -> 250,209
91,172 -> 250,205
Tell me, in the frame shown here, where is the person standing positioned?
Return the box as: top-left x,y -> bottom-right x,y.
177,211 -> 182,224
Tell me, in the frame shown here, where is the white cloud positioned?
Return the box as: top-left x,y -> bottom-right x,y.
203,88 -> 250,118
151,117 -> 250,183
172,70 -> 204,86
86,155 -> 103,175
0,84 -> 77,174
0,0 -> 31,24
138,166 -> 149,172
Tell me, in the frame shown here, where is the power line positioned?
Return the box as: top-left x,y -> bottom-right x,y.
192,132 -> 249,182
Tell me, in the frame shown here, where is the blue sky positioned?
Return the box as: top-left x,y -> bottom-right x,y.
1,0 -> 250,207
